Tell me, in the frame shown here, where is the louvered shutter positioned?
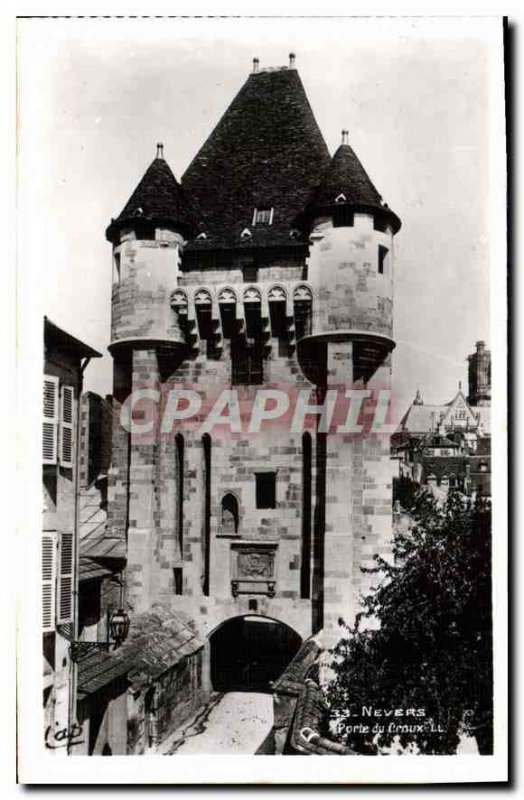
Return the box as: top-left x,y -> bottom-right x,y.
42,533 -> 57,632
57,531 -> 74,624
59,385 -> 75,468
43,376 -> 59,464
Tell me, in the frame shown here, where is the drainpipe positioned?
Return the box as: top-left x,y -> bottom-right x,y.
67,356 -> 91,754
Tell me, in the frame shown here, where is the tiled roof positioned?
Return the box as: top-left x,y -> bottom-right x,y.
398,404 -> 447,433
44,317 -> 101,359
106,155 -> 200,243
288,680 -> 353,755
76,606 -> 204,697
182,67 -> 331,251
119,606 -> 204,687
272,637 -> 320,696
76,648 -> 137,698
307,143 -> 401,232
78,483 -> 125,570
79,556 -> 116,581
399,399 -> 491,436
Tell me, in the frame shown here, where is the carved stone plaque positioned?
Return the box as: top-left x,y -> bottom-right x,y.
237,549 -> 274,579
230,542 -> 278,597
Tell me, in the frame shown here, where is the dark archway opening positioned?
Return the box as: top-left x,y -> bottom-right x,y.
210,616 -> 302,693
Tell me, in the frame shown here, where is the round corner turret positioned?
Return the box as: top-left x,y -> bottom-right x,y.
108,147 -> 198,350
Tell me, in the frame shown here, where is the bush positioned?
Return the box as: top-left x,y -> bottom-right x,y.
326,491 -> 493,755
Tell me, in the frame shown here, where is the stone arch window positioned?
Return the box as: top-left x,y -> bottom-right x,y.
243,286 -> 261,304
220,492 -> 239,535
193,288 -> 217,356
170,289 -> 188,315
268,285 -> 287,303
194,287 -> 212,306
202,434 -> 212,595
293,284 -> 313,340
218,287 -> 237,304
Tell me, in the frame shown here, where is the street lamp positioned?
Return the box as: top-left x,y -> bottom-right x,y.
68,608 -> 131,662
109,608 -> 131,647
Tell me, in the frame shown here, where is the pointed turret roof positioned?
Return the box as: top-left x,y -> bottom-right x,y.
306,133 -> 401,232
182,63 -> 331,250
106,144 -> 200,243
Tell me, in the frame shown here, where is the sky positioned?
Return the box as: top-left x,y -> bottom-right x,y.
17,16 -> 503,419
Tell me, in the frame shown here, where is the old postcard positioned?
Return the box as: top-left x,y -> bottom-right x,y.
15,14 -> 508,784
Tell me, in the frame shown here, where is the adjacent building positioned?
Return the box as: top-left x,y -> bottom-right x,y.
392,341 -> 491,500
42,317 -> 101,750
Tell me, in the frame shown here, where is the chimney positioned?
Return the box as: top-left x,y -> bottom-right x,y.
253,57 -> 260,73
341,129 -> 349,145
289,52 -> 296,69
476,340 -> 485,353
156,142 -> 164,159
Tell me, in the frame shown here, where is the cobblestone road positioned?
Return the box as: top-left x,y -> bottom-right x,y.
167,692 -> 273,755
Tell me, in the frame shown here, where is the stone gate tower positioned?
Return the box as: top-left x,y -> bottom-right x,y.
105,56 -> 401,667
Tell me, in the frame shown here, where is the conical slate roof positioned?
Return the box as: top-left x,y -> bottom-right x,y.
182,66 -> 331,250
307,140 -> 401,232
106,150 -> 200,243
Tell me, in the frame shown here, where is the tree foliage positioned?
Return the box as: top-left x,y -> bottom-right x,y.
326,490 -> 493,755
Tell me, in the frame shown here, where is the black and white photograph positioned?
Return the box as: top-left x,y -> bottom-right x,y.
13,12 -> 508,785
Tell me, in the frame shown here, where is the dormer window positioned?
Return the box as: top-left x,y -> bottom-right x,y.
335,193 -> 347,204
196,232 -> 208,241
252,207 -> 274,226
240,228 -> 252,239
289,228 -> 301,241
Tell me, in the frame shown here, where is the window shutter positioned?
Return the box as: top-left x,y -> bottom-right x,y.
59,385 -> 75,468
57,531 -> 74,624
42,533 -> 57,632
43,376 -> 59,464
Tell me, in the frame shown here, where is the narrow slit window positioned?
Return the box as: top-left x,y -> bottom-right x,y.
301,433 -> 312,599
173,567 -> 183,595
113,252 -> 121,284
202,435 -> 211,595
378,245 -> 389,274
255,472 -> 276,509
175,434 -> 184,561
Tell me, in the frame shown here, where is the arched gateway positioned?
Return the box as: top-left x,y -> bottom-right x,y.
209,615 -> 302,693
